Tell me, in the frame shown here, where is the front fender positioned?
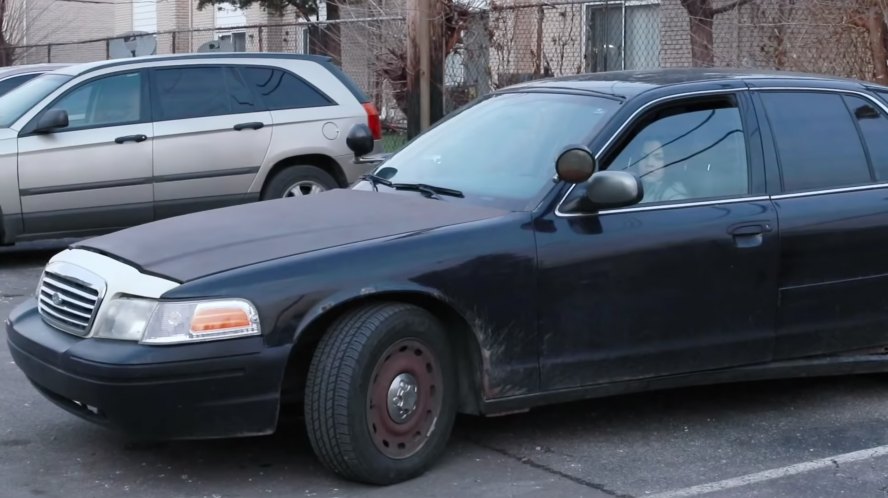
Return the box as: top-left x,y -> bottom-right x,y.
294,280 -> 458,340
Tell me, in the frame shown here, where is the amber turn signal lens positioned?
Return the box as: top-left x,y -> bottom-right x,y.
190,307 -> 252,333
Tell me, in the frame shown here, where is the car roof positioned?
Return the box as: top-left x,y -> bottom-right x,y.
0,63 -> 70,76
503,67 -> 873,99
54,52 -> 335,76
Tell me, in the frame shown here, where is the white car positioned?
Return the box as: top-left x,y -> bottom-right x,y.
0,63 -> 69,97
0,54 -> 382,245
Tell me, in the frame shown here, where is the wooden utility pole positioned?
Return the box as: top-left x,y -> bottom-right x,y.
407,0 -> 445,139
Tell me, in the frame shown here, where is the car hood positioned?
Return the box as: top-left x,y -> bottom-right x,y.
72,189 -> 508,282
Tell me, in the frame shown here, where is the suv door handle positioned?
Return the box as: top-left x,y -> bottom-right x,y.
233,122 -> 264,131
115,134 -> 147,144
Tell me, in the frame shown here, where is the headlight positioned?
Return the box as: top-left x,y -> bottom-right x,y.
92,297 -> 260,345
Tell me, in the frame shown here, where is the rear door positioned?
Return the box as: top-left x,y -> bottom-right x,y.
150,64 -> 273,219
239,65 -> 356,189
752,87 -> 888,359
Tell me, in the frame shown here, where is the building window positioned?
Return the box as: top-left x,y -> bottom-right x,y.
219,32 -> 247,52
585,0 -> 660,72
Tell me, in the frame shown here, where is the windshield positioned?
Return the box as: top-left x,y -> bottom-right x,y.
357,92 -> 620,210
0,73 -> 71,128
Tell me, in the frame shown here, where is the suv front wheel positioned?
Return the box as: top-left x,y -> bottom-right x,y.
262,165 -> 339,200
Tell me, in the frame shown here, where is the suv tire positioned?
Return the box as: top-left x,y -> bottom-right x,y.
262,165 -> 339,200
304,303 -> 458,485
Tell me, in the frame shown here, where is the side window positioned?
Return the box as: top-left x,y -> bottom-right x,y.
0,73 -> 39,97
224,67 -> 260,113
759,91 -> 871,192
240,67 -> 333,110
46,72 -> 142,129
603,98 -> 749,204
843,94 -> 888,182
153,66 -> 230,120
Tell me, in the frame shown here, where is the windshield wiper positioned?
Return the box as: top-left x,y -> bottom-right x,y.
360,173 -> 393,191
392,183 -> 464,199
361,174 -> 464,199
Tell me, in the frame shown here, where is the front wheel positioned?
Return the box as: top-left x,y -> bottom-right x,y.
304,303 -> 457,485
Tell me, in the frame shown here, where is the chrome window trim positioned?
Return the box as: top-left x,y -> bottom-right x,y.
583,195 -> 771,216
554,85 -> 888,218
771,182 -> 888,200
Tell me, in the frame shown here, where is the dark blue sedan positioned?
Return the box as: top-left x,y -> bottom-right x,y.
9,68 -> 888,485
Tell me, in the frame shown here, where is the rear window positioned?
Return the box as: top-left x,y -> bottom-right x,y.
240,67 -> 334,111
153,66 -> 231,120
760,91 -> 872,192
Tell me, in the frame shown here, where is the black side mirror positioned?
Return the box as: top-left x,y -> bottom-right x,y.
555,146 -> 596,183
34,109 -> 68,134
586,171 -> 644,209
347,123 -> 375,158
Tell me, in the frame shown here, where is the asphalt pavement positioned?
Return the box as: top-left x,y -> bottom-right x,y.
3,243 -> 888,497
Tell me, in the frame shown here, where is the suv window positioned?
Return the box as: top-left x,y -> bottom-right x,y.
759,91 -> 872,192
843,94 -> 888,182
154,66 -> 234,120
46,72 -> 142,130
225,67 -> 259,113
240,67 -> 333,110
601,97 -> 749,205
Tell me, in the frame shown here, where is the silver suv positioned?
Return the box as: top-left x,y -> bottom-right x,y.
0,54 -> 382,245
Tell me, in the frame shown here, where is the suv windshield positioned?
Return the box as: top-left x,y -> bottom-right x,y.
0,73 -> 72,128
357,91 -> 620,210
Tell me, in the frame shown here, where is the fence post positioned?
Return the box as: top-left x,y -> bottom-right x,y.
172,32 -> 177,54
105,39 -> 110,60
258,26 -> 263,52
47,44 -> 51,63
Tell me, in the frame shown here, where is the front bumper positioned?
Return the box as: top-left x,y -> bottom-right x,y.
5,298 -> 290,440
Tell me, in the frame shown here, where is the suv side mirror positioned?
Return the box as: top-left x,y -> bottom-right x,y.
585,171 -> 643,209
347,123 -> 375,158
34,109 -> 68,134
555,146 -> 596,183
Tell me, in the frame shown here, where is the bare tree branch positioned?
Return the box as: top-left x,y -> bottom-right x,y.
713,0 -> 756,16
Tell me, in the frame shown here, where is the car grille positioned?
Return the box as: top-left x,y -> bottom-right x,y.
37,263 -> 106,337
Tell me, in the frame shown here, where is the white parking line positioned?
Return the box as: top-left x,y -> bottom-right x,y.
646,444 -> 888,498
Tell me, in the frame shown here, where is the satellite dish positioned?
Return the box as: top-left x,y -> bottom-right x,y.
198,39 -> 234,53
109,31 -> 157,58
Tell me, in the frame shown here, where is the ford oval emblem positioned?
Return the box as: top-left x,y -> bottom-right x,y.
51,292 -> 64,306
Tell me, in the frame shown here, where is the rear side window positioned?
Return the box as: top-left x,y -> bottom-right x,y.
240,67 -> 333,110
153,66 -> 233,120
759,91 -> 871,192
843,94 -> 888,182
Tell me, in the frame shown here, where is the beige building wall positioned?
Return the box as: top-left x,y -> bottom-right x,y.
16,0 -> 128,63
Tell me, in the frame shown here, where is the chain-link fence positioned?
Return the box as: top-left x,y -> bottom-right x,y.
441,0 -> 882,109
8,0 -> 888,152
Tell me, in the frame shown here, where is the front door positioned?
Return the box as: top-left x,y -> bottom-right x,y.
537,90 -> 779,390
149,64 -> 272,219
18,70 -> 153,237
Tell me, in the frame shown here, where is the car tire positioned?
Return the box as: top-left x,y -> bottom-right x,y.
304,302 -> 458,485
262,165 -> 339,200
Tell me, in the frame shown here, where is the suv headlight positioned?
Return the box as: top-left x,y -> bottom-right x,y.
92,297 -> 261,345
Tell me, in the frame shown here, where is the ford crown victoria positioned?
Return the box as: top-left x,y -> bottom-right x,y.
9,68 -> 888,485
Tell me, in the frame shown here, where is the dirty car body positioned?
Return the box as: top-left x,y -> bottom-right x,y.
10,68 -> 888,484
